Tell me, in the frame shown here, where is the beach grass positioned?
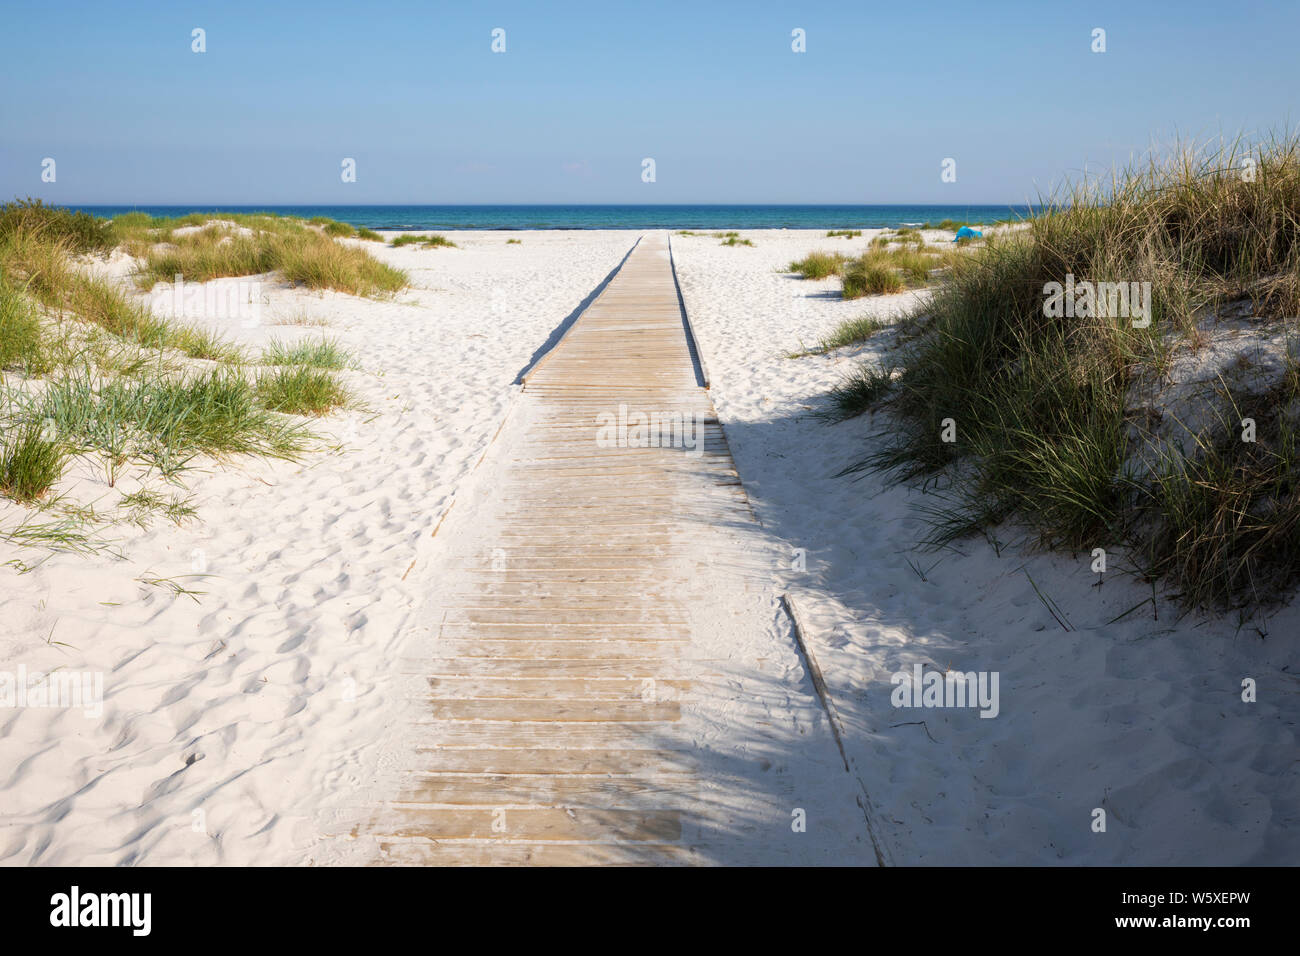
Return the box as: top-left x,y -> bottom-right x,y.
261,336 -> 352,369
0,198 -> 115,253
0,420 -> 66,502
839,133 -> 1300,608
269,311 -> 331,327
824,363 -> 895,420
133,222 -> 407,297
820,316 -> 889,351
38,368 -> 315,473
842,255 -> 906,297
0,276 -> 48,373
390,233 -> 456,249
789,244 -> 949,295
165,324 -> 247,364
118,487 -> 198,528
2,229 -> 170,346
256,366 -> 350,416
788,251 -> 848,279
0,203 -> 374,559
271,230 -> 407,295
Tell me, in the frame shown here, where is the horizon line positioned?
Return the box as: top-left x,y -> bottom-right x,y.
51,201 -> 1037,209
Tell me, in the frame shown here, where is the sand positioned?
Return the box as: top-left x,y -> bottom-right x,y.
2,227 -> 1295,865
670,228 -> 1300,865
0,231 -> 635,865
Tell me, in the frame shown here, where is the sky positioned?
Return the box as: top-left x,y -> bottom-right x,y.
1,0 -> 1296,205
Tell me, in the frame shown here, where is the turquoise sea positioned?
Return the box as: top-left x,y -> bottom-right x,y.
66,204 -> 1033,231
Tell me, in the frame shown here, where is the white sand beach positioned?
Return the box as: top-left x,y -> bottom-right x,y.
2,228 -> 1296,866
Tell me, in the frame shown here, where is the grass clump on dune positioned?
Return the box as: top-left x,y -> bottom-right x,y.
842,133 -> 1300,609
0,276 -> 48,373
256,366 -> 350,416
2,228 -> 249,364
842,256 -> 906,297
133,222 -> 407,297
272,230 -> 407,295
790,245 -> 944,294
261,336 -> 351,369
390,233 -> 456,249
789,251 -> 848,279
820,316 -> 889,351
136,226 -> 277,284
3,228 -> 170,346
0,203 -> 367,559
39,368 -> 314,477
1,421 -> 66,502
824,363 -> 895,421
1135,379 -> 1300,608
827,229 -> 862,238
164,324 -> 247,364
0,198 -> 115,253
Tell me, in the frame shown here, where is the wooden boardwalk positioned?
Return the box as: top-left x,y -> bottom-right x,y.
355,234 -> 876,865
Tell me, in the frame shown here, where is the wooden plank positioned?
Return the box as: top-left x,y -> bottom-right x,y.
421,698 -> 682,722
364,808 -> 682,842
403,748 -> 698,775
427,640 -> 689,659
377,842 -> 696,866
401,721 -> 693,749
423,677 -> 690,699
394,774 -> 697,807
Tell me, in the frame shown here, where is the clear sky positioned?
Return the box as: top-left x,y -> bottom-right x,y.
1,0 -> 1295,205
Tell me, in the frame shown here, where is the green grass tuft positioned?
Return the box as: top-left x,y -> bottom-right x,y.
842,258 -> 905,297
390,233 -> 456,249
824,364 -> 894,421
256,366 -> 350,416
788,251 -> 847,279
0,421 -> 66,502
820,316 -> 889,351
0,276 -> 48,373
261,337 -> 352,369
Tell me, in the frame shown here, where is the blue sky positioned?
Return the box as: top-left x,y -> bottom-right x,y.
1,0 -> 1295,204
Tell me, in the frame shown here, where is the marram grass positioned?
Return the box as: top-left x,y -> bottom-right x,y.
839,132 -> 1300,609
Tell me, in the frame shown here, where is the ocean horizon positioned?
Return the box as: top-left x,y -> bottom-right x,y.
62,203 -> 1035,231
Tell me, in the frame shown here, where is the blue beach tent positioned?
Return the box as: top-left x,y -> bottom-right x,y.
953,226 -> 983,241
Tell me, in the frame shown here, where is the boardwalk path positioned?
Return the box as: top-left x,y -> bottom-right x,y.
357,234 -> 885,865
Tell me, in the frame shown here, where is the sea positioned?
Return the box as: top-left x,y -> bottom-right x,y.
65,204 -> 1033,231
